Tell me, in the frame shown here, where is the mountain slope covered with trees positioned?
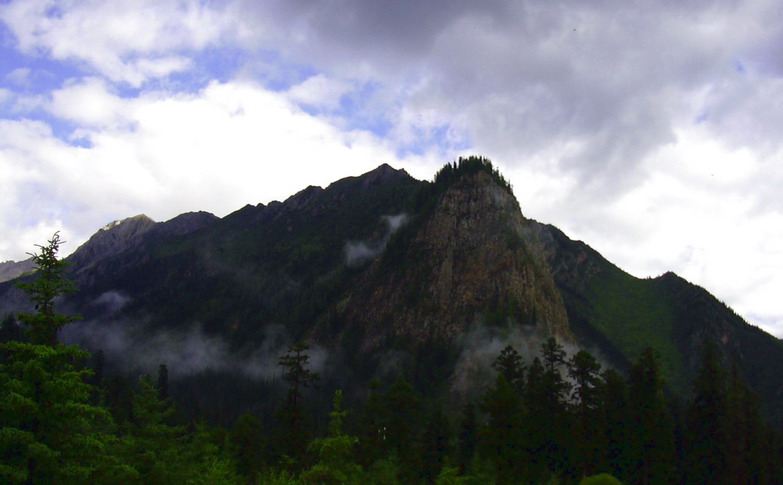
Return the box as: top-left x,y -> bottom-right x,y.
2,157 -> 783,483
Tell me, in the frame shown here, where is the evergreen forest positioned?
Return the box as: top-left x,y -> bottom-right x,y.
3,233 -> 783,485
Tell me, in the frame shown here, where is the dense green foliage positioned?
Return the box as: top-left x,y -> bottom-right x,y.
15,232 -> 78,346
2,249 -> 642,484
5,158 -> 783,484
2,238 -> 782,484
584,266 -> 683,391
433,156 -> 514,195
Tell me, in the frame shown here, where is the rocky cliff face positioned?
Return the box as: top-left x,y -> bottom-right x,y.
324,167 -> 573,354
4,159 -> 783,420
69,215 -> 157,273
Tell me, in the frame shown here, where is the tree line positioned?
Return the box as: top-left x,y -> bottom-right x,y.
2,234 -> 782,484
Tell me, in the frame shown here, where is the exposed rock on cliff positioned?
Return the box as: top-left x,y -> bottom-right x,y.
323,160 -> 573,355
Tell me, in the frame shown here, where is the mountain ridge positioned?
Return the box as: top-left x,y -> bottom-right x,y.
2,157 -> 782,420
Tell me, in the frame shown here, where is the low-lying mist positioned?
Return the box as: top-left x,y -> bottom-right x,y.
344,213 -> 409,266
60,291 -> 329,381
450,318 -> 610,400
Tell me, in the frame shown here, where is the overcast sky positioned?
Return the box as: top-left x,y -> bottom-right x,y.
1,0 -> 782,336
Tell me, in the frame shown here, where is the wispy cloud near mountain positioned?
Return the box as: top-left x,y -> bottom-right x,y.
1,0 -> 782,334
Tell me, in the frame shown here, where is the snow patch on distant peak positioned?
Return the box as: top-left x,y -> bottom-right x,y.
101,220 -> 122,231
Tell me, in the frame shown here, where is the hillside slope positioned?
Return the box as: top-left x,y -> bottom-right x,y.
2,158 -> 782,420
531,221 -> 783,418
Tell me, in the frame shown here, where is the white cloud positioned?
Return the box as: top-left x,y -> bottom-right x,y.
0,0 -> 227,85
2,0 -> 783,336
6,67 -> 32,86
287,74 -> 352,111
48,77 -> 127,126
529,122 -> 783,336
0,80 -> 435,264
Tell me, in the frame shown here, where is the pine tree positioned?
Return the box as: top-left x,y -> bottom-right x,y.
230,413 -> 267,480
15,232 -> 78,346
383,375 -> 422,482
568,350 -> 605,477
626,347 -> 676,485
480,374 -> 526,484
529,337 -> 572,479
456,403 -> 478,475
684,340 -> 729,484
356,379 -> 388,467
420,405 -> 452,483
301,390 -> 362,485
524,356 -> 548,480
275,342 -> 319,467
119,375 -> 188,484
601,369 -> 630,479
724,365 -> 766,483
0,234 -> 125,483
0,343 -> 120,483
491,345 -> 525,394
278,342 -> 319,408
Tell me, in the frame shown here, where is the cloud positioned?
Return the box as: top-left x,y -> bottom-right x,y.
60,290 -> 329,381
0,79 -> 436,263
61,302 -> 330,381
450,321 -> 593,400
226,0 -> 782,192
0,0 -> 227,86
6,67 -> 31,86
2,0 -> 783,336
48,77 -> 127,126
344,213 -> 409,266
287,74 -> 352,112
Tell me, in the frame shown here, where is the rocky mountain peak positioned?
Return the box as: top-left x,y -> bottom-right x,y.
153,211 -> 218,238
321,158 -> 573,354
359,163 -> 411,187
69,214 -> 157,271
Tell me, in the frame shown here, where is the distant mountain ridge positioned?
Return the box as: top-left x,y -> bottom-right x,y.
2,157 -> 783,420
0,258 -> 34,284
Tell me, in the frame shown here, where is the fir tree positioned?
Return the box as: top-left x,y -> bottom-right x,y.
275,342 -> 319,467
568,350 -> 605,477
456,403 -> 478,475
301,390 -> 362,485
601,369 -> 630,480
0,234 -> 125,483
480,374 -> 526,484
383,375 -> 422,482
528,337 -> 572,479
419,405 -> 452,483
230,413 -> 266,480
356,379 -> 388,467
15,232 -> 78,346
627,347 -> 676,485
491,344 -> 526,394
724,365 -> 766,483
684,340 -> 729,484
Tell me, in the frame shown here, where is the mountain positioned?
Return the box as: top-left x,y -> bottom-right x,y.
0,258 -> 34,284
2,157 -> 783,421
531,221 -> 783,417
319,166 -> 572,346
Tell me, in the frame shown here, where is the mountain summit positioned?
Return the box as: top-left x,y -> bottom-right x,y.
319,158 -> 573,355
2,156 -> 783,420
